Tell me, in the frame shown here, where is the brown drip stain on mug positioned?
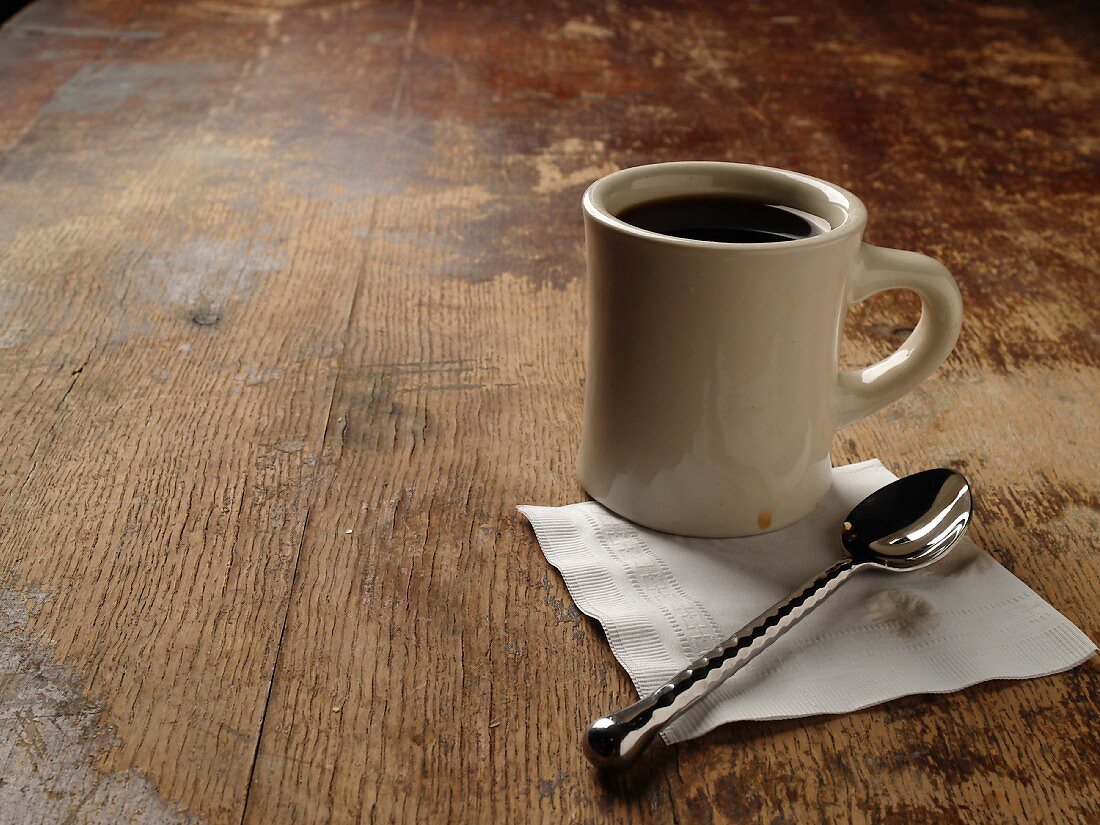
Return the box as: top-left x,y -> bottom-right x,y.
757,509 -> 772,530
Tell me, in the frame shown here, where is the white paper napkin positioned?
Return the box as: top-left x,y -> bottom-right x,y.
519,459 -> 1095,744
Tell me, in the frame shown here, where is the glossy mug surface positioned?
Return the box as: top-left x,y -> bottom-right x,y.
577,162 -> 963,537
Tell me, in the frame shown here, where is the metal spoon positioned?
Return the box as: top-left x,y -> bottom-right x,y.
584,468 -> 972,769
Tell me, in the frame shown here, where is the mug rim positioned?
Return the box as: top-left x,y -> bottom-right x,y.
583,161 -> 868,251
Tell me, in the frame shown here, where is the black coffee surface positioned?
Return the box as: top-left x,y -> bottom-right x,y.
617,196 -> 826,243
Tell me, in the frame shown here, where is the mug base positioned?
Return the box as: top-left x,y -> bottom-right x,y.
576,449 -> 834,538
580,486 -> 829,539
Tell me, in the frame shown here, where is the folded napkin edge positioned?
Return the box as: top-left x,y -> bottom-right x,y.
518,504 -> 670,701
660,640 -> 1097,744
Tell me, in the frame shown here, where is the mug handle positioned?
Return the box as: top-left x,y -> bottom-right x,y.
836,243 -> 963,429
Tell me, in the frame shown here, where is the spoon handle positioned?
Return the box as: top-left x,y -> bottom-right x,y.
584,557 -> 865,768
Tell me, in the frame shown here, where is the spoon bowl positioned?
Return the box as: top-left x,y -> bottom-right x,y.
843,468 -> 972,571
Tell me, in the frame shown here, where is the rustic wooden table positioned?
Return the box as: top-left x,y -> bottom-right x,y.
1,0 -> 1097,822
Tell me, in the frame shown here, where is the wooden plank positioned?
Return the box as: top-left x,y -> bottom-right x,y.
0,0 -> 1096,823
0,1 -> 382,820
0,0 -> 150,152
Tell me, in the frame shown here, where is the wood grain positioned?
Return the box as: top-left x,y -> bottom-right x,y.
0,0 -> 1097,823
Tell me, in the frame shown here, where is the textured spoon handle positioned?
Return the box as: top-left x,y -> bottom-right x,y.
584,557 -> 864,768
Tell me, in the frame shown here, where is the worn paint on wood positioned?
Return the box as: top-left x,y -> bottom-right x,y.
0,0 -> 1097,822
0,584 -> 200,823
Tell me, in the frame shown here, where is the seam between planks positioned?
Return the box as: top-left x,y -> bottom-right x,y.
238,194 -> 380,824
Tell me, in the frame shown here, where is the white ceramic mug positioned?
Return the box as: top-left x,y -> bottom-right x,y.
577,162 -> 963,537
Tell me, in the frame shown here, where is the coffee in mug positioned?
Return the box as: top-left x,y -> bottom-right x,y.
617,195 -> 829,244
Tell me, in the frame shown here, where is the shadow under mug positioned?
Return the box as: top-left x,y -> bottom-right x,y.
577,162 -> 963,537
